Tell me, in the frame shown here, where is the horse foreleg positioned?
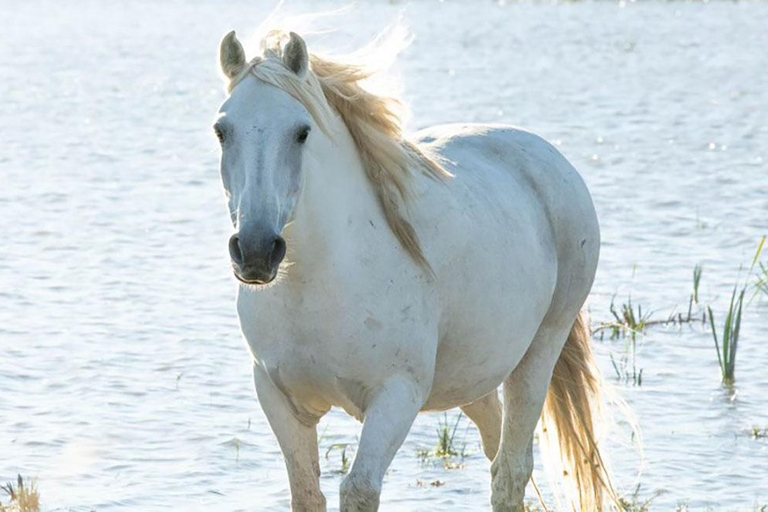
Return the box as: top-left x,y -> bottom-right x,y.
253,364 -> 327,512
491,323 -> 570,512
340,376 -> 425,512
461,390 -> 503,461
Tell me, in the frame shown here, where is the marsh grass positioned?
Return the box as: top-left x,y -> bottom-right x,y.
0,476 -> 39,512
415,479 -> 445,488
599,296 -> 653,341
707,237 -> 765,385
417,412 -> 468,469
707,288 -> 744,385
755,261 -> 768,298
693,265 -> 703,304
610,336 -> 643,386
596,263 -> 716,387
595,292 -> 706,343
325,443 -> 352,474
750,236 -> 767,300
593,296 -> 647,343
435,412 -> 464,458
616,484 -> 662,512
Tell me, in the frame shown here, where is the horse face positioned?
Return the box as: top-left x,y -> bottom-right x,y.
215,33 -> 311,285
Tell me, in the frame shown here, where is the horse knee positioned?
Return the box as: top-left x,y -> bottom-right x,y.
340,475 -> 381,512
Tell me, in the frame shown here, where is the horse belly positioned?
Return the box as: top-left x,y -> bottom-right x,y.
424,230 -> 556,410
423,273 -> 553,411
414,149 -> 558,411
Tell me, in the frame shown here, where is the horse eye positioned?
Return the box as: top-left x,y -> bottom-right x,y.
296,127 -> 310,144
214,126 -> 226,144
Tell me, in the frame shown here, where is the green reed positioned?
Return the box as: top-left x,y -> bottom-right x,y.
708,237 -> 765,384
693,264 -> 703,304
417,412 -> 467,468
707,288 -> 745,385
435,411 -> 464,459
756,261 -> 768,297
753,236 -> 767,299
325,443 -> 352,474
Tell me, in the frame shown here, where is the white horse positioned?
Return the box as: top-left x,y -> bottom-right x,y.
214,26 -> 617,512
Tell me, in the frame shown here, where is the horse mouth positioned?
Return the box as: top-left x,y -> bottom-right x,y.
233,268 -> 276,286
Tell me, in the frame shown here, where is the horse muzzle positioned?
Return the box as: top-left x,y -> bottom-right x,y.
229,232 -> 286,285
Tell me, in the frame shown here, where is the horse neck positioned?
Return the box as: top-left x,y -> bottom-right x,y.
285,114 -> 379,279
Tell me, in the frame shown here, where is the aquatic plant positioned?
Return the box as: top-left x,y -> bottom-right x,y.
415,479 -> 445,488
594,296 -> 653,341
707,238 -> 765,385
692,264 -> 703,304
594,292 -> 705,343
435,411 -> 464,459
610,336 -> 643,387
616,484 -> 660,512
751,236 -> 767,300
756,262 -> 768,298
707,288 -> 745,385
325,443 -> 352,474
0,476 -> 39,512
417,412 -> 468,468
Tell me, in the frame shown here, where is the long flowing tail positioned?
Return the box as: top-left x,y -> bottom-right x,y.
539,312 -> 622,511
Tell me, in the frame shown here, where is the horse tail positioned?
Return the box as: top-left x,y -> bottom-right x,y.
538,311 -> 623,511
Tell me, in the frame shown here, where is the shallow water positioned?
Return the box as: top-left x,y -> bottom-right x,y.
1,1 -> 767,510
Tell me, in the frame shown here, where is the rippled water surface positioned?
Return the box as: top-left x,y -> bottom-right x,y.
2,1 -> 767,510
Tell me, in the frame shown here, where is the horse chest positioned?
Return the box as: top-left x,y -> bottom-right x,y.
237,286 -> 437,418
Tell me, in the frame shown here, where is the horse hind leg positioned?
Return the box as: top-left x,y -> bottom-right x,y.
461,391 -> 502,461
490,321 -> 573,512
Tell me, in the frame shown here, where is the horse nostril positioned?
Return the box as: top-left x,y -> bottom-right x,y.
270,236 -> 287,267
229,234 -> 244,265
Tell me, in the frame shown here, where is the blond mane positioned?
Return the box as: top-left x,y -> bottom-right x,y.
229,29 -> 451,272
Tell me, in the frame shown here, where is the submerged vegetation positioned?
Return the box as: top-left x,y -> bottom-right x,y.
707,237 -> 765,385
596,296 -> 654,341
610,335 -> 643,386
596,236 -> 766,387
417,412 -> 468,469
325,443 -> 352,474
707,288 -> 745,385
755,260 -> 768,298
596,265 -> 709,386
692,264 -> 703,304
749,426 -> 767,439
435,412 -> 465,459
594,291 -> 707,343
752,237 -> 768,300
616,484 -> 661,512
0,476 -> 39,512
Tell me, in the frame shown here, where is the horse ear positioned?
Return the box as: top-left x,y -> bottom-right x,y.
283,32 -> 308,79
220,30 -> 246,81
